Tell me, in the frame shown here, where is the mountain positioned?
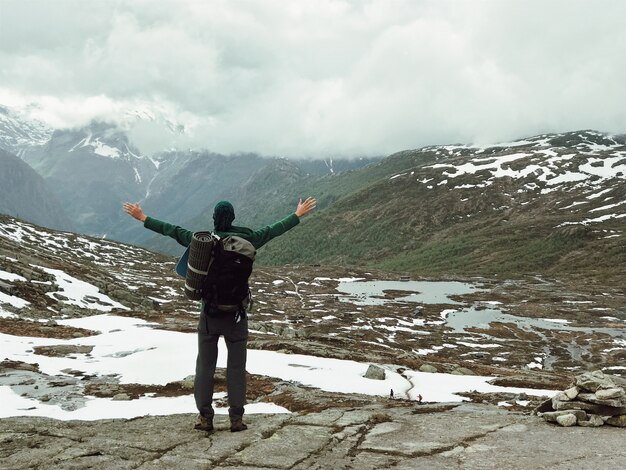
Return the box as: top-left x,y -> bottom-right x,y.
259,130 -> 626,278
0,109 -> 379,248
21,121 -> 158,237
0,107 -> 381,248
0,105 -> 52,158
0,148 -> 71,230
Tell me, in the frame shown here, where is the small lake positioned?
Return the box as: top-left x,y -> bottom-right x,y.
336,280 -> 626,338
336,280 -> 479,306
446,308 -> 626,338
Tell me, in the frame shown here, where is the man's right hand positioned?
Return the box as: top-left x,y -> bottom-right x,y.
123,202 -> 147,222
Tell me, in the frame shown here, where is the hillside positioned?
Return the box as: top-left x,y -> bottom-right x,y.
259,131 -> 626,279
0,148 -> 71,230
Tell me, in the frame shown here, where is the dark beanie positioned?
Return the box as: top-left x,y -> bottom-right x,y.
213,201 -> 235,231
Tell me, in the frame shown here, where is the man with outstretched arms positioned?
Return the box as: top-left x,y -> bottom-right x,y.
123,197 -> 316,432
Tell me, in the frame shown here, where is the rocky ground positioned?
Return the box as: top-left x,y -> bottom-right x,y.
2,403 -> 626,469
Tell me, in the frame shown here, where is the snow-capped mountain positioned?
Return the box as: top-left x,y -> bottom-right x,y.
0,105 -> 52,157
18,121 -> 158,237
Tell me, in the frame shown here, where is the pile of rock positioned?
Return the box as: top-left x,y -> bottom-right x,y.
536,370 -> 626,427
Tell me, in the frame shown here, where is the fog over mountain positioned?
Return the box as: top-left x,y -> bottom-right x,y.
1,0 -> 625,157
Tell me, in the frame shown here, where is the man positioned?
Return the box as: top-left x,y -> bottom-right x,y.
123,197 -> 316,432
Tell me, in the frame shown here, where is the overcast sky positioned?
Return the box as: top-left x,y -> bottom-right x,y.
1,0 -> 625,157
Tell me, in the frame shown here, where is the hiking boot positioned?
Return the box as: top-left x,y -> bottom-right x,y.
230,417 -> 248,432
194,415 -> 214,432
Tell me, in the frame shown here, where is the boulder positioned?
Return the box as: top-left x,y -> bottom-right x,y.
552,399 -> 626,416
179,375 -> 195,390
578,415 -> 604,427
606,415 -> 626,428
0,360 -> 40,373
564,387 -> 579,400
577,393 -> 626,408
541,410 -> 587,423
364,365 -> 386,380
451,367 -> 475,376
419,364 -> 438,373
112,393 -> 131,401
556,414 -> 577,427
60,307 -> 76,316
533,397 -> 554,414
575,371 -> 617,392
595,388 -> 625,400
33,345 -> 94,357
551,392 -> 571,408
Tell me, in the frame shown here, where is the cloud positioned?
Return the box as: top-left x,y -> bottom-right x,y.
1,0 -> 625,157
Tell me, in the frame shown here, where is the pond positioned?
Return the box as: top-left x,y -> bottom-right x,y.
336,280 -> 479,306
446,308 -> 626,338
336,279 -> 626,338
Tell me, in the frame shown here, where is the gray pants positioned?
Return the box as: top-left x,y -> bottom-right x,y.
194,311 -> 248,420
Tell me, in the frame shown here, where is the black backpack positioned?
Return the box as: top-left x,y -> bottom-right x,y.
201,235 -> 256,313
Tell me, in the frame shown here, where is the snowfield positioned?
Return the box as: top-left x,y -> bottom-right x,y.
0,313 -> 559,420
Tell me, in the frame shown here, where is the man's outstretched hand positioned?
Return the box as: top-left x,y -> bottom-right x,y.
123,202 -> 147,222
295,197 -> 317,218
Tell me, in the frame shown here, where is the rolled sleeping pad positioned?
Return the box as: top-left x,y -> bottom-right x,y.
185,231 -> 217,300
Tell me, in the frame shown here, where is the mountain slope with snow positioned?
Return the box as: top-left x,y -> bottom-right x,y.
20,121 -> 157,236
260,130 -> 626,277
0,105 -> 52,158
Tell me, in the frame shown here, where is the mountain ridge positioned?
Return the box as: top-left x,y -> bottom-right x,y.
258,130 -> 626,278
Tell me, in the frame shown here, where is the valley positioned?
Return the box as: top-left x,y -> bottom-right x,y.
1,215 -> 624,420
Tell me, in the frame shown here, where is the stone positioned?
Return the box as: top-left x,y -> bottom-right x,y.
556,414 -> 577,427
595,388 -> 625,400
533,397 -> 554,414
112,393 -> 131,401
577,393 -> 626,408
179,375 -> 195,389
552,392 -> 570,406
541,410 -> 587,423
551,397 -> 626,416
605,415 -> 626,427
575,371 -> 616,392
49,380 -> 75,387
452,367 -> 476,376
564,387 -> 579,400
283,328 -> 297,338
364,365 -> 386,380
0,360 -> 40,373
578,415 -> 604,427
33,345 -> 94,357
419,364 -> 438,373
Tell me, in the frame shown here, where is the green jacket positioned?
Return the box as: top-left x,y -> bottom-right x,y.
143,212 -> 300,249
